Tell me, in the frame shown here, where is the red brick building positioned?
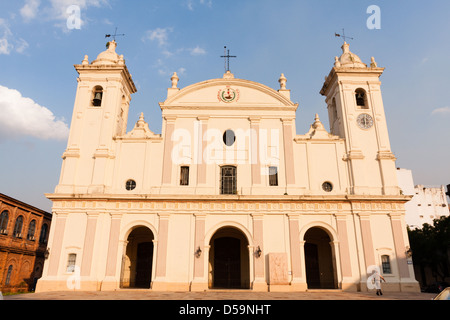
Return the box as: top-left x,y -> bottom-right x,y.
0,193 -> 52,293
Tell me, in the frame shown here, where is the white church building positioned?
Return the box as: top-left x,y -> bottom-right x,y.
36,40 -> 419,293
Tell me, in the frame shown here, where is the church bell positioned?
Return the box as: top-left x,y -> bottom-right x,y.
93,92 -> 103,106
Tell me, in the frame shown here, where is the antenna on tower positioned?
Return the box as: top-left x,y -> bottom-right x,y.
335,28 -> 354,43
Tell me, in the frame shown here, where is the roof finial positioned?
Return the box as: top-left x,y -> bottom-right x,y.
334,56 -> 341,67
370,57 -> 378,68
279,73 -> 287,90
171,72 -> 179,89
137,112 -> 146,127
82,55 -> 89,65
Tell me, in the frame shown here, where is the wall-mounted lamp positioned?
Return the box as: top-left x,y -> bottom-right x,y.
255,246 -> 262,258
195,246 -> 202,258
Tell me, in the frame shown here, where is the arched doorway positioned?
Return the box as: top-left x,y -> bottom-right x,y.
209,227 -> 250,289
121,226 -> 154,289
304,227 -> 337,289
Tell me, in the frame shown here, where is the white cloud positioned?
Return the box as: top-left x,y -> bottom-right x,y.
199,0 -> 213,7
186,0 -> 212,11
0,38 -> 13,55
0,85 -> 69,141
158,67 -> 187,78
15,38 -> 29,54
0,19 -> 27,55
143,27 -> 173,47
20,0 -> 41,21
190,46 -> 207,56
431,107 -> 450,115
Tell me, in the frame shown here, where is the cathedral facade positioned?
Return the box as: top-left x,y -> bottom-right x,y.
36,41 -> 419,292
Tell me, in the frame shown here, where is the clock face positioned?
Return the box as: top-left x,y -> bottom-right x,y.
357,113 -> 374,129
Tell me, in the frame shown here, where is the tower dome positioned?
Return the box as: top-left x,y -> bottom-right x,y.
336,42 -> 367,68
91,41 -> 121,66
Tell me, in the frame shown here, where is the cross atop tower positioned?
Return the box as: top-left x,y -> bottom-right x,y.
105,27 -> 125,42
335,29 -> 354,44
220,46 -> 237,73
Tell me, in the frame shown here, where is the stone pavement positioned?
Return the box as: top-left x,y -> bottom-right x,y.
3,290 -> 437,300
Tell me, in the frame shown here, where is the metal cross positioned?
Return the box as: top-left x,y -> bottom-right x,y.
335,29 -> 354,43
105,27 -> 125,41
220,46 -> 237,73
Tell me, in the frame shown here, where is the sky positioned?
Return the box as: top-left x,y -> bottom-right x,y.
0,0 -> 449,212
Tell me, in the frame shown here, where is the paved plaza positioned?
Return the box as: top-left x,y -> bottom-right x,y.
2,289 -> 436,301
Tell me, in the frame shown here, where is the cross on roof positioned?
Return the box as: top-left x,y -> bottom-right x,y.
105,27 -> 125,42
220,46 -> 237,73
335,29 -> 354,43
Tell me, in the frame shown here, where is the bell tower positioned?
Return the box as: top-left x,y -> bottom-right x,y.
320,42 -> 399,196
56,41 -> 137,194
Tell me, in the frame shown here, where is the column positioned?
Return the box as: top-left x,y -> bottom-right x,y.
249,117 -> 261,186
152,213 -> 170,290
102,213 -> 122,291
47,213 -> 68,276
191,213 -> 207,291
162,116 -> 177,184
357,212 -> 376,289
251,213 -> 267,291
281,118 -> 295,185
80,212 -> 98,277
196,117 -> 209,185
389,213 -> 410,279
335,214 -> 356,290
287,214 -> 304,290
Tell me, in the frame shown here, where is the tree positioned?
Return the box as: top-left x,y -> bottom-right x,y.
408,215 -> 450,285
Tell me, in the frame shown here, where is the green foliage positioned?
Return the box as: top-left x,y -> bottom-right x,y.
408,215 -> 450,282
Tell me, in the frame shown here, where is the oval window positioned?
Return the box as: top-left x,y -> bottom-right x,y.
223,130 -> 236,147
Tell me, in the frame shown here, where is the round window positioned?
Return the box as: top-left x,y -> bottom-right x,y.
322,182 -> 333,192
126,179 -> 137,191
223,130 -> 236,147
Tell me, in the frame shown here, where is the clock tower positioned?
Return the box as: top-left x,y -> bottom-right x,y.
320,42 -> 399,196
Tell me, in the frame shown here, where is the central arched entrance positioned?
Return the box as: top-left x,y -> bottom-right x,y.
209,227 -> 250,289
304,227 -> 337,289
121,226 -> 154,289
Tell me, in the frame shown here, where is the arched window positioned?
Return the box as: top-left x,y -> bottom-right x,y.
27,220 -> 36,241
39,223 -> 48,244
13,216 -> 23,238
381,255 -> 392,274
221,166 -> 237,195
5,265 -> 13,285
355,88 -> 368,109
92,86 -> 103,107
0,210 -> 9,234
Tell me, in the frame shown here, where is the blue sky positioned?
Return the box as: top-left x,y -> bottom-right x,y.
0,0 -> 449,212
